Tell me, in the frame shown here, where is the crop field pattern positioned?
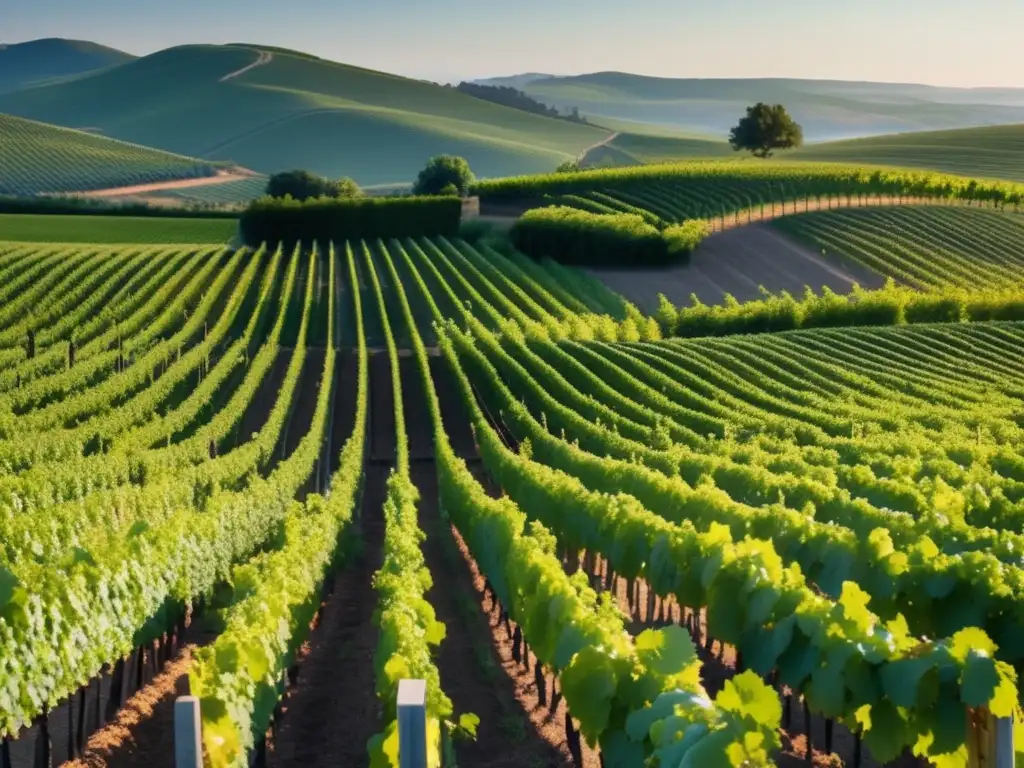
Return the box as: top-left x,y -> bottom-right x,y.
1,234 -> 1023,768
0,114 -> 221,196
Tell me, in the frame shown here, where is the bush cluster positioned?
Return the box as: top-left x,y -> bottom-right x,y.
239,194 -> 462,245
509,206 -> 710,266
510,207 -> 666,266
657,280 -> 1024,337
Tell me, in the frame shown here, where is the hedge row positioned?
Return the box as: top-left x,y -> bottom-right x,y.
472,161 -> 1024,207
509,206 -> 709,266
239,194 -> 461,245
657,280 -> 1024,338
0,195 -> 238,218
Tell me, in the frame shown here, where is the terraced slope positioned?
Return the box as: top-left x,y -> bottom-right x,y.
0,113 -> 222,196
0,44 -> 611,184
790,123 -> 1024,183
773,205 -> 1024,289
0,38 -> 134,94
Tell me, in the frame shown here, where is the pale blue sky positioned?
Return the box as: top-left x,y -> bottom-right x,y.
6,0 -> 1024,87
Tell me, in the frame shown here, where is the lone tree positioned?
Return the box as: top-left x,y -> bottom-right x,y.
413,155 -> 475,197
729,103 -> 804,158
265,170 -> 361,201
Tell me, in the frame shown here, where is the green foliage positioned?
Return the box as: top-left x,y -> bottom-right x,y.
239,194 -> 461,245
473,161 -> 1024,216
556,160 -> 582,173
729,103 -> 804,158
510,206 -> 670,266
664,280 -> 1024,338
412,155 -> 475,197
0,195 -> 239,218
265,169 -> 361,201
381,233 -> 780,766
663,219 -> 711,260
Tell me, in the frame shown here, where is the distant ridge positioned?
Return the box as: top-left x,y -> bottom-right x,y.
0,38 -> 135,94
495,71 -> 1024,140
0,44 -> 609,185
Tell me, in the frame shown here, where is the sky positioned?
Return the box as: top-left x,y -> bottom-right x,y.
5,0 -> 1024,87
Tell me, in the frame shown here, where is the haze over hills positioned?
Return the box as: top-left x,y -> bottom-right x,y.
504,72 -> 1024,141
0,43 -> 610,185
0,38 -> 134,94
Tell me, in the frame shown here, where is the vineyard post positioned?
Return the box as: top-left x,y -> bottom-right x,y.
397,679 -> 428,768
173,696 -> 202,768
995,715 -> 1014,768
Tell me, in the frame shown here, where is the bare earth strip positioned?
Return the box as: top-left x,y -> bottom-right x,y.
69,168 -> 261,199
219,49 -> 273,82
589,223 -> 887,312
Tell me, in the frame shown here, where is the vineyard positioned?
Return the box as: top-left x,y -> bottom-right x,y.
1,230 -> 1022,768
0,113 -> 222,196
773,206 -> 1024,290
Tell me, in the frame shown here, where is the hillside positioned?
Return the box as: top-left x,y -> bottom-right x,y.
516,72 -> 1024,141
0,38 -> 134,94
0,44 -> 611,185
789,123 -> 1024,182
0,112 -> 226,196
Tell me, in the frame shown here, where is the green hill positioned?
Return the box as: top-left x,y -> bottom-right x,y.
0,44 -> 611,185
0,113 -> 224,196
0,38 -> 134,94
789,124 -> 1024,182
517,72 -> 1024,141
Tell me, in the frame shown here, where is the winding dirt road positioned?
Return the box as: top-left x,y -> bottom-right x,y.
219,49 -> 273,82
71,167 -> 260,199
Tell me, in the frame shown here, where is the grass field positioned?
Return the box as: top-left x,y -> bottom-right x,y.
2,236 -> 1023,768
0,213 -> 238,243
582,131 -> 731,167
0,113 -> 225,196
0,44 -> 611,185
773,205 -> 1024,289
789,123 -> 1024,182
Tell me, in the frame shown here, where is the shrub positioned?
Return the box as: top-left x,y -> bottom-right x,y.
413,156 -> 475,197
510,206 -> 668,266
239,194 -> 461,246
265,170 -> 361,201
663,220 -> 712,260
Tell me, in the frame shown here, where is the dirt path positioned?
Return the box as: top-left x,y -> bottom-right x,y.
70,168 -> 260,199
575,131 -> 619,164
219,49 -> 273,82
590,222 -> 887,311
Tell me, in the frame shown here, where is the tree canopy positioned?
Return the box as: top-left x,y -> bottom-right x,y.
265,170 -> 361,201
729,103 -> 804,158
412,156 -> 475,197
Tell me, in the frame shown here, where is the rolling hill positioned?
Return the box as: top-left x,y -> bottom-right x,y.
0,112 -> 229,196
788,123 -> 1024,182
0,38 -> 134,94
576,122 -> 1024,184
514,72 -> 1024,141
0,44 -> 611,185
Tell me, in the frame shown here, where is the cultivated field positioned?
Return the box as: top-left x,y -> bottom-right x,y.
774,205 -> 1024,289
1,220 -> 1023,768
591,223 -> 886,309
0,113 -> 223,196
